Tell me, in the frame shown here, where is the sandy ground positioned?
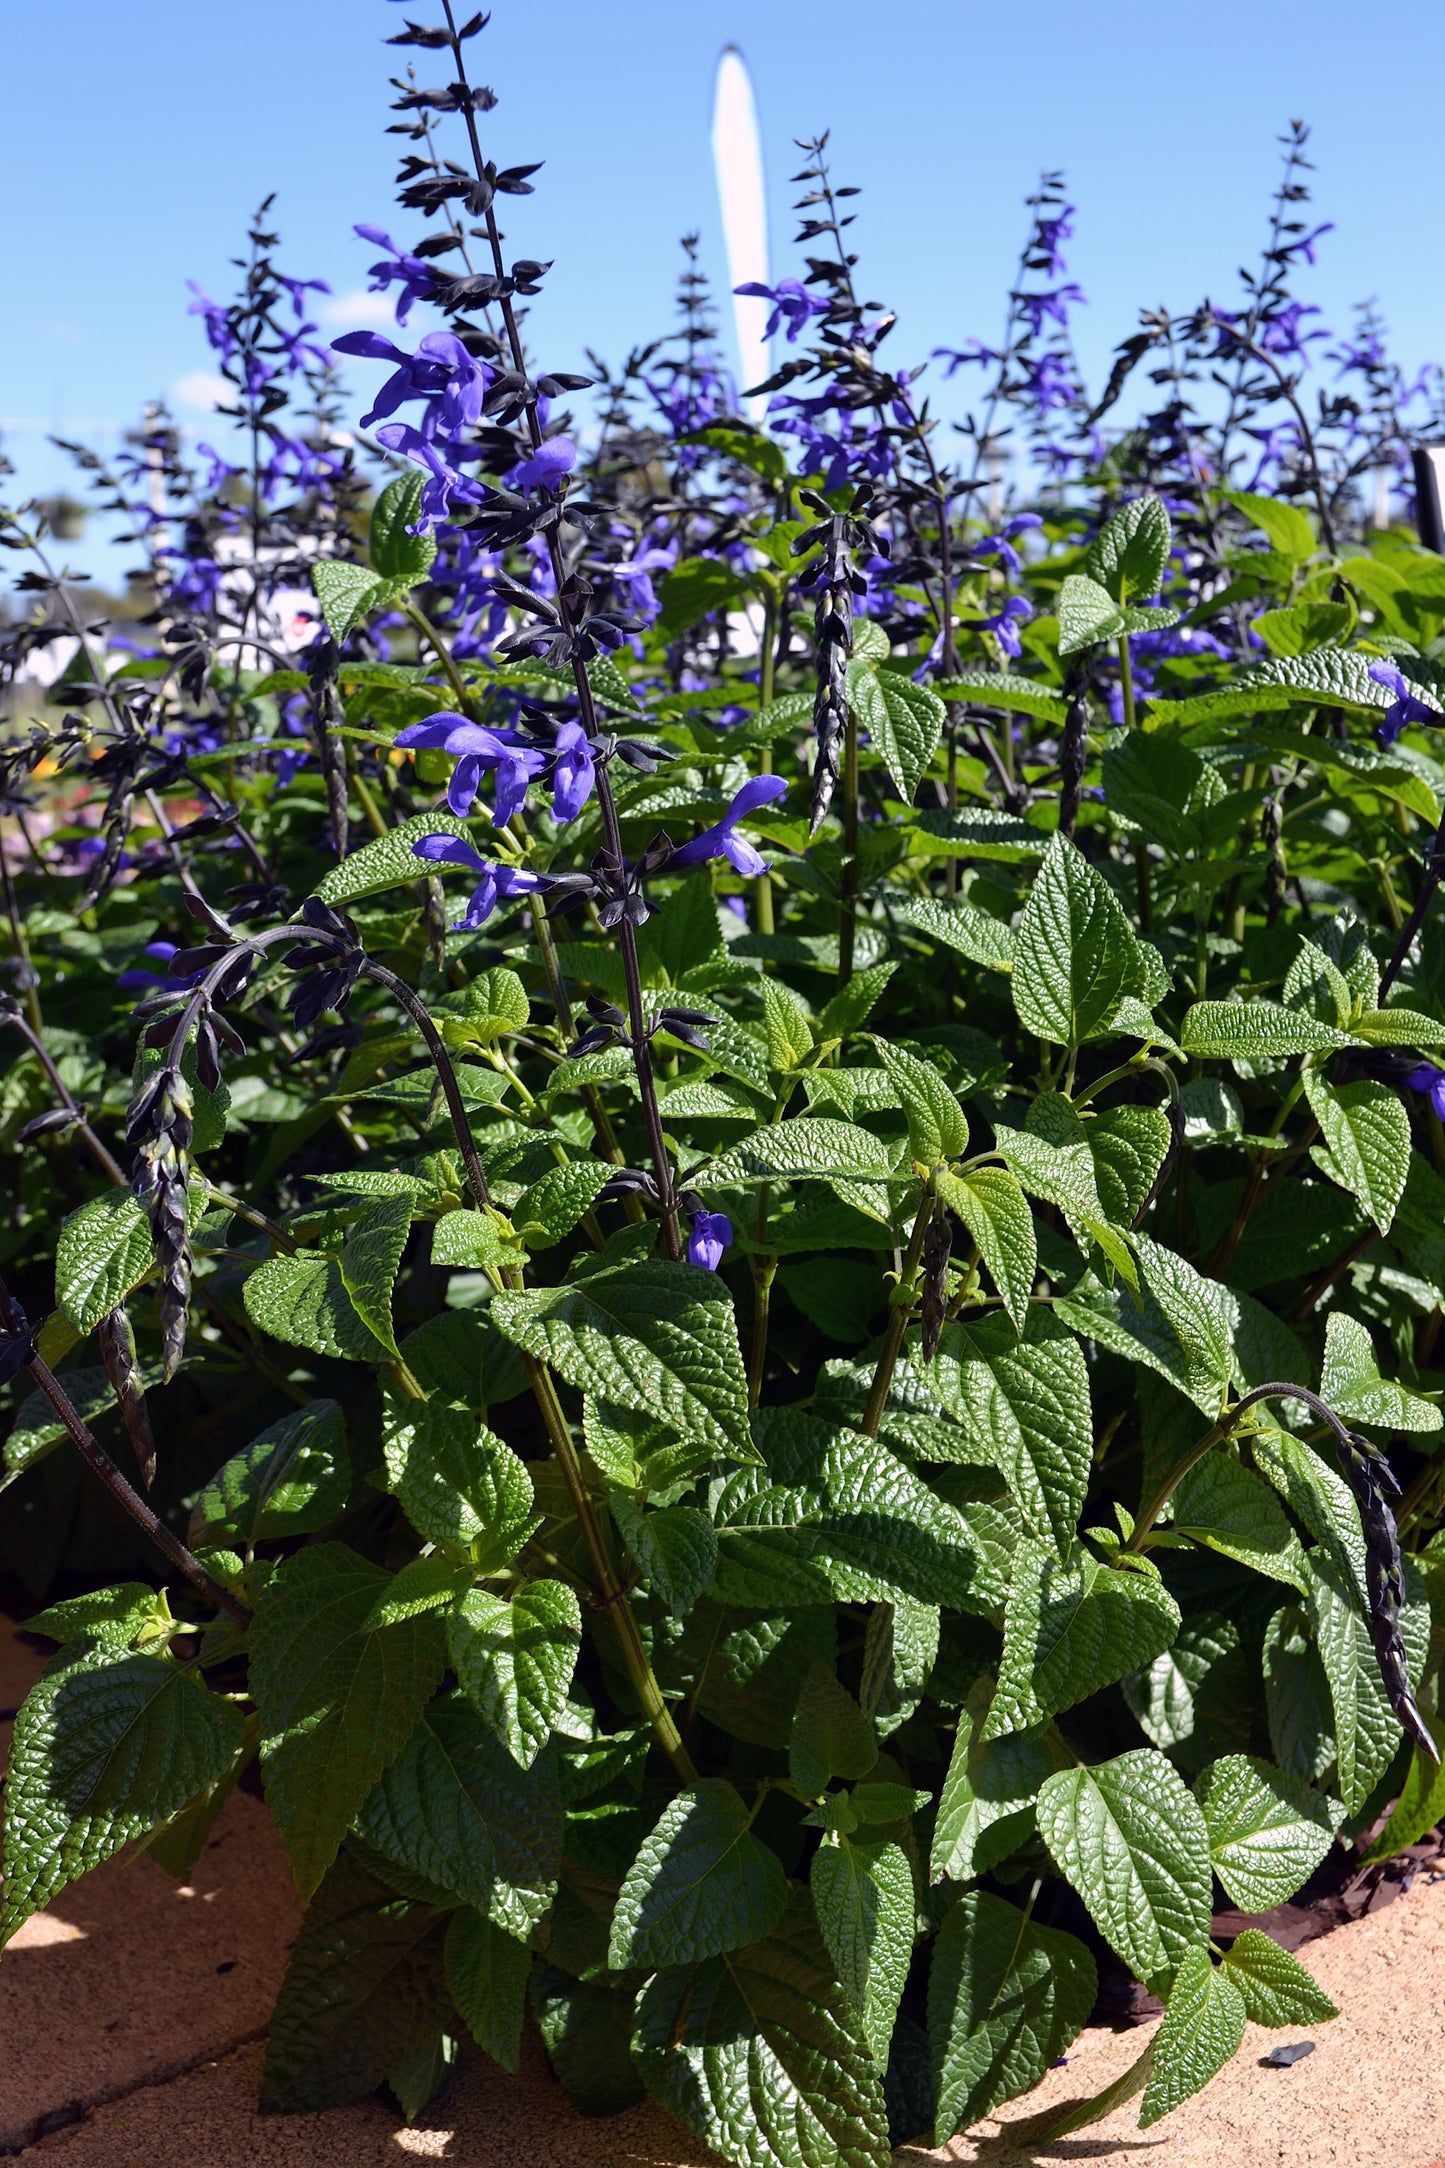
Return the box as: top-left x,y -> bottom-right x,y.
3,1619 -> 1443,2167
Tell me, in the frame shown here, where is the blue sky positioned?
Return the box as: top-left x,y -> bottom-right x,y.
7,0 -> 1444,588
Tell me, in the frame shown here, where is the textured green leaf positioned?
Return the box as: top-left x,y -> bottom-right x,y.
811,1836 -> 914,2064
24,1583 -> 170,1654
250,1544 -> 448,1897
1123,1613 -> 1244,1758
55,1187 -> 203,1335
1036,1750 -> 1213,1991
870,1039 -> 968,1166
492,1260 -> 750,1464
1088,1104 -> 1173,1224
443,1908 -> 531,2073
243,1250 -> 387,1361
714,1410 -> 1009,1614
932,1692 -> 1067,1882
369,471 -> 437,582
447,1579 -> 581,1769
382,1396 -> 538,1565
1085,495 -> 1172,602
814,962 -> 899,1048
1320,1309 -> 1443,1431
790,1663 -> 877,1800
633,1887 -> 891,2168
1362,1703 -> 1445,1861
1253,1435 -> 1368,1611
1057,1233 -> 1253,1413
1195,1754 -> 1337,1910
608,1494 -> 717,1617
860,1597 -> 939,1739
1,1651 -> 245,1942
761,977 -> 817,1070
312,812 -> 472,905
313,558 -> 390,642
1305,1550 -> 1429,1814
531,1966 -> 646,2116
1179,997 -> 1353,1058
187,1400 -> 349,1549
355,1691 -> 562,1937
1225,490 -> 1317,562
1262,1603 -> 1337,1784
1170,1451 -> 1309,1590
1221,1930 -> 1340,2026
927,1888 -> 1096,2139
1304,1072 -> 1411,1234
931,671 -> 1070,724
260,1850 -> 452,2113
935,1311 -> 1091,1552
610,1779 -> 789,1969
857,665 -> 944,803
1057,572 -> 1127,654
1139,1947 -> 1246,2127
987,1542 -> 1180,1737
705,1117 -> 896,1188
1012,834 -> 1143,1046
1102,732 -> 1206,853
335,1192 -> 413,1357
512,1159 -> 612,1248
934,1168 -> 1035,1330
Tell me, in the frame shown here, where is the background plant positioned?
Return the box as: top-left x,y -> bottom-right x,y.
3,7 -> 1445,2157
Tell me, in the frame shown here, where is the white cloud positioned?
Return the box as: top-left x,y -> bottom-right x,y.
170,371 -> 231,412
318,287 -> 395,329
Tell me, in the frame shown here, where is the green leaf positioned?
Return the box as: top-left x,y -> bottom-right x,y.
1057,573 -> 1127,655
789,1662 -> 877,1800
609,1778 -> 789,1969
1170,1451 -> 1309,1591
1056,1231 -> 1254,1414
1195,1754 -> 1337,1910
714,1410 -> 1009,1614
608,1493 -> 717,1617
1319,1309 -> 1441,1432
870,1038 -> 967,1166
1088,1104 -> 1174,1223
355,1691 -> 562,1937
1123,1613 -> 1243,1757
1036,1749 -> 1213,1992
927,1889 -> 1096,2139
1362,1703 -> 1445,1861
187,1400 -> 349,1548
1305,1549 -> 1429,1814
988,1544 -> 1180,1737
1102,731 -> 1206,852
811,1836 -> 914,2064
312,812 -> 469,905
891,894 -> 1015,972
934,1168 -> 1035,1330
1012,834 -> 1144,1046
511,1159 -> 612,1247
532,1967 -> 646,2116
1179,998 -> 1353,1058
761,977 -> 817,1070
1224,490 -> 1318,563
369,472 -> 438,582
382,1398 -> 537,1566
855,665 -> 944,803
1,1650 -> 246,1943
250,1543 -> 448,1898
259,1850 -> 452,2113
1262,1602 -> 1337,1783
1139,1947 -> 1246,2127
445,1906 -> 530,2070
364,1553 -> 473,1629
1252,601 -> 1353,657
313,559 -> 390,642
860,1598 -> 940,1739
633,1887 -> 891,2168
935,1311 -> 1091,1552
705,1116 -> 896,1188
658,556 -> 752,638
1304,1072 -> 1411,1235
447,1579 -> 581,1769
55,1187 -> 198,1335
243,1250 -> 388,1362
336,1191 -> 414,1357
1220,1929 -> 1340,2026
932,1693 -> 1068,1882
25,1583 -> 169,1654
1085,494 -> 1172,602
492,1259 -> 751,1465
433,964 -> 531,1044
388,2032 -> 458,2124
931,671 -> 1069,724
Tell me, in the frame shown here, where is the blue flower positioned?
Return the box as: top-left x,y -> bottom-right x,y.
116,941 -> 209,993
959,594 -> 1033,660
1369,661 -> 1437,747
687,1208 -> 732,1271
373,423 -> 491,532
969,514 -> 1044,579
354,224 -> 437,324
332,329 -> 491,436
550,722 -> 595,824
504,438 -> 577,494
410,833 -> 551,931
393,714 -> 545,824
735,278 -> 830,344
669,775 -> 788,878
1404,1062 -> 1445,1121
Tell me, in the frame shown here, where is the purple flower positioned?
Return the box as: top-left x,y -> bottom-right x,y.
735,278 -> 830,343
969,513 -> 1044,579
411,833 -> 550,931
1015,284 -> 1086,336
394,713 -> 546,824
373,423 -> 491,532
1370,661 -> 1437,747
1405,1063 -> 1445,1122
116,940 -> 209,993
187,281 -> 235,361
550,721 -> 594,823
670,775 -> 788,878
688,1208 -> 732,1272
504,438 -> 577,494
960,594 -> 1033,660
355,224 -> 437,324
332,329 -> 490,435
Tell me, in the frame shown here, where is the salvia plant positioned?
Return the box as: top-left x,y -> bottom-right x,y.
5,5 -> 1445,2153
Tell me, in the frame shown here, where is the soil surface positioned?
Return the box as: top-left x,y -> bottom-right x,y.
3,1620 -> 1444,2167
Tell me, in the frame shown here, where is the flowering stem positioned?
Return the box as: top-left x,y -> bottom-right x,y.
755,583 -> 779,938
837,709 -> 860,988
